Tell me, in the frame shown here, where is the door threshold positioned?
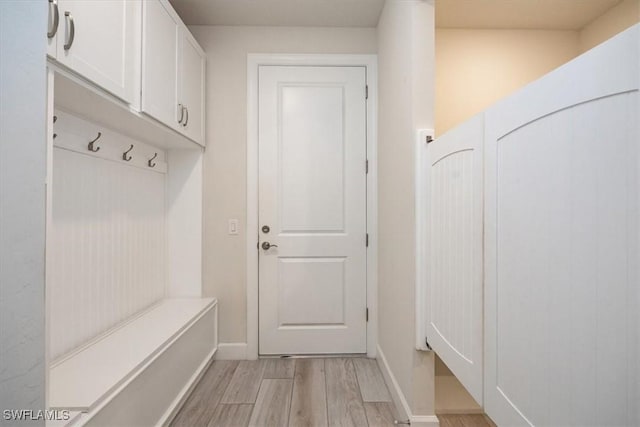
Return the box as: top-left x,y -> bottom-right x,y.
259,353 -> 368,359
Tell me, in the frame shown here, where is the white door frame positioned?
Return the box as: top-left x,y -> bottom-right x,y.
247,54 -> 378,359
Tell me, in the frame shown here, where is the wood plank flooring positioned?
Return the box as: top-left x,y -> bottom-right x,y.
172,357 -> 496,427
437,414 -> 496,427
171,358 -> 396,427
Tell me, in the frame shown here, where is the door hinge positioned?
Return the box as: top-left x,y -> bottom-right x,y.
366,159 -> 369,174
365,85 -> 369,100
366,308 -> 369,322
426,135 -> 434,144
366,233 -> 369,247
425,336 -> 433,351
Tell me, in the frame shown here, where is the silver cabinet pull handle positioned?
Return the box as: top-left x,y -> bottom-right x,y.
48,0 -> 59,38
183,106 -> 189,127
178,104 -> 184,124
64,11 -> 74,50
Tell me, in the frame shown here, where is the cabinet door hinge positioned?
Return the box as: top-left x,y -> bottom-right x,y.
366,308 -> 369,322
425,336 -> 433,351
366,159 -> 369,174
366,233 -> 369,247
365,85 -> 369,100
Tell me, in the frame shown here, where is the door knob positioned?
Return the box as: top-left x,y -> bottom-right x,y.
261,242 -> 278,250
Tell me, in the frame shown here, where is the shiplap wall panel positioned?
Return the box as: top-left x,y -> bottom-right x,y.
50,148 -> 166,360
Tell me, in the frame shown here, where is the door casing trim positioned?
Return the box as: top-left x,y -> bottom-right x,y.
247,54 -> 378,359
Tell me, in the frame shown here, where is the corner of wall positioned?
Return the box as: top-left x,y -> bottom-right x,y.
578,0 -> 640,53
376,0 -> 437,419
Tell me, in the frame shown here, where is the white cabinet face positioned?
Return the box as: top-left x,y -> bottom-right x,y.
141,0 -> 179,129
55,0 -> 139,104
178,33 -> 205,146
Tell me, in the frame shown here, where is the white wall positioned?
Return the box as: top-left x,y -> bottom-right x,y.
377,0 -> 436,420
435,29 -> 579,135
188,25 -> 377,345
579,0 -> 640,53
0,2 -> 47,423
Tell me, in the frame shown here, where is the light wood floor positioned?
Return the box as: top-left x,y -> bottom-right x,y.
437,414 -> 495,427
171,357 -> 496,427
170,357 -> 399,427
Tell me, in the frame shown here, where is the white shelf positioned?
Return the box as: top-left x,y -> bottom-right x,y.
49,298 -> 216,411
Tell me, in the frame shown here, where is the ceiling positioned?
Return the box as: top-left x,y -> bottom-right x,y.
169,0 -> 622,30
169,0 -> 386,27
436,0 -> 622,30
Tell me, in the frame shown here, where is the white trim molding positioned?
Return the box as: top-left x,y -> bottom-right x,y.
246,54 -> 378,359
377,345 -> 440,427
414,128 -> 434,351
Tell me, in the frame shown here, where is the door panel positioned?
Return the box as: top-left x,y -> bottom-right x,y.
258,66 -> 367,355
483,27 -> 639,426
277,257 -> 346,325
424,114 -> 484,404
280,85 -> 345,232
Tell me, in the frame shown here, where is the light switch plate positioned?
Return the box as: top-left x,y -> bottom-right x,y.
228,219 -> 239,235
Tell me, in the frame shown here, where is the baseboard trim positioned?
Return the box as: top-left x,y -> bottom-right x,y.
215,342 -> 248,360
376,345 -> 440,427
376,345 -> 412,421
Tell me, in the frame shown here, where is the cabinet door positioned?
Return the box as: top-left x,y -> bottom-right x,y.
141,0 -> 180,130
56,0 -> 139,104
179,32 -> 205,146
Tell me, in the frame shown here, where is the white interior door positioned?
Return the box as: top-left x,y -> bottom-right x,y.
423,115 -> 484,404
258,66 -> 368,355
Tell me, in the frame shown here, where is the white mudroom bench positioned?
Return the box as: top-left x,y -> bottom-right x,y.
49,298 -> 217,426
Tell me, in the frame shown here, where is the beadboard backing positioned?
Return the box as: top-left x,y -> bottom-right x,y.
49,147 -> 166,361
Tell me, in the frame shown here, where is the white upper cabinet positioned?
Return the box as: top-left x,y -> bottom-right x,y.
49,0 -> 140,105
47,0 -> 205,146
142,0 -> 206,146
178,32 -> 205,145
141,0 -> 180,131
